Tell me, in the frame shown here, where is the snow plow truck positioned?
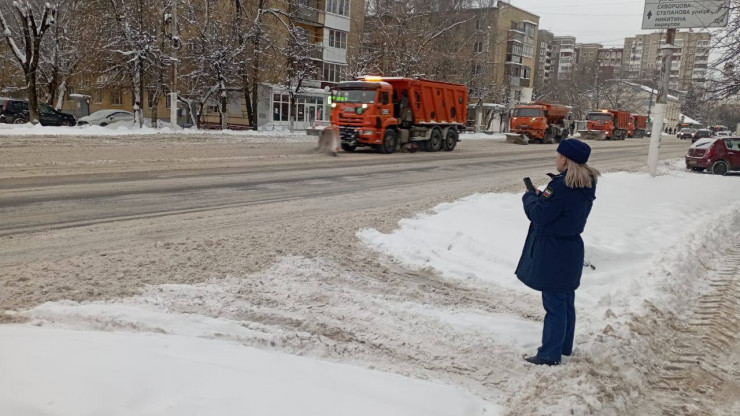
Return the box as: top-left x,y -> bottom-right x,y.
629,114 -> 648,138
579,109 -> 631,141
330,77 -> 468,153
506,102 -> 571,144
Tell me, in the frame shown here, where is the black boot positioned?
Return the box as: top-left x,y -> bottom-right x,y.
524,356 -> 560,366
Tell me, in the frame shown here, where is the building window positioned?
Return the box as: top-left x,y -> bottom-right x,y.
272,93 -> 290,122
474,42 -> 483,53
111,91 -> 123,106
476,20 -> 481,30
322,62 -> 345,83
328,29 -> 347,49
94,89 -> 103,104
67,86 -> 75,101
327,0 -> 350,17
147,89 -> 157,108
471,63 -> 481,76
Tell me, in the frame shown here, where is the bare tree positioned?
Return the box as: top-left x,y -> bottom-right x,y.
705,3 -> 740,99
0,1 -> 57,123
103,0 -> 167,127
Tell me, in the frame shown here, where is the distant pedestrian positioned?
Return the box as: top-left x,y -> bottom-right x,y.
569,121 -> 575,136
516,139 -> 600,366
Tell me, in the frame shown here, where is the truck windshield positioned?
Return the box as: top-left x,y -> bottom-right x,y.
512,108 -> 544,117
333,89 -> 376,104
587,113 -> 612,122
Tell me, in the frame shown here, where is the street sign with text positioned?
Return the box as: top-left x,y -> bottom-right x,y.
642,0 -> 730,29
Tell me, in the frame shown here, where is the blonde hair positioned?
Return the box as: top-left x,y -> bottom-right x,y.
564,158 -> 601,189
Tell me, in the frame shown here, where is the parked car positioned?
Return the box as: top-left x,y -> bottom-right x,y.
37,102 -> 76,126
715,130 -> 731,137
0,98 -> 30,124
677,128 -> 697,140
691,129 -> 713,143
685,137 -> 740,175
0,98 -> 76,126
77,110 -> 134,126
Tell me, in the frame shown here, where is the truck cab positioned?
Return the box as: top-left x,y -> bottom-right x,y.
330,80 -> 397,152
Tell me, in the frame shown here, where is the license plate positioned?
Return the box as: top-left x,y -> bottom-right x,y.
687,160 -> 697,166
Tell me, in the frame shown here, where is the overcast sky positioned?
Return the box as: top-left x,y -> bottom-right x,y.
507,0 -> 689,47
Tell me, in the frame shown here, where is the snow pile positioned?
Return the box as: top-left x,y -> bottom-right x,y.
359,163 -> 739,312
0,122 -> 313,142
0,326 -> 497,416
359,161 -> 740,413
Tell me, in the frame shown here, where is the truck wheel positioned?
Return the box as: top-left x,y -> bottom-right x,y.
341,143 -> 356,152
380,129 -> 397,154
428,128 -> 443,152
443,129 -> 458,151
543,130 -> 555,144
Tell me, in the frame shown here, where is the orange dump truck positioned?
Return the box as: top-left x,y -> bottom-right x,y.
579,109 -> 631,140
630,114 -> 648,138
508,102 -> 571,144
330,77 -> 468,153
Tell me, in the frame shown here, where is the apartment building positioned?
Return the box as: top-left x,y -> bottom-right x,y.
551,36 -> 576,79
46,0 -> 365,130
622,30 -> 711,91
492,3 -> 540,104
575,43 -> 602,66
597,48 -> 623,79
533,29 -> 554,89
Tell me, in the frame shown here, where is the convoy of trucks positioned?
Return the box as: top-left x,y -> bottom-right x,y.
507,102 -> 571,144
329,76 -> 468,153
324,76 -> 650,152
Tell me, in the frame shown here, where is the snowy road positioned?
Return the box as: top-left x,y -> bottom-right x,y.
1,133 -> 737,415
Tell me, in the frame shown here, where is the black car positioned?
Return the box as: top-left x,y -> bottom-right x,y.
691,129 -> 713,143
0,98 -> 29,124
0,98 -> 76,126
677,128 -> 697,140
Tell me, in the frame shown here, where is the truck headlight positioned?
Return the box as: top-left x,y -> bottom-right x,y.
363,130 -> 374,135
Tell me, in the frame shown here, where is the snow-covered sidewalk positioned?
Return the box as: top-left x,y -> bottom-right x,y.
0,123 -> 314,142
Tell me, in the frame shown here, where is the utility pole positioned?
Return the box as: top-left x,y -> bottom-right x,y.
647,28 -> 675,177
170,0 -> 179,127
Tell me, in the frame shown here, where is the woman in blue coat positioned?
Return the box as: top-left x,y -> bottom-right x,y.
516,139 -> 600,366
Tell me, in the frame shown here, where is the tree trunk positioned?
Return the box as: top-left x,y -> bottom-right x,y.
133,56 -> 144,127
54,80 -> 67,111
27,73 -> 39,124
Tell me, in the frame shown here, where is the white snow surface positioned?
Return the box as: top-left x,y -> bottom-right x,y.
359,161 -> 740,311
0,326 -> 497,416
0,122 -> 314,142
3,160 -> 740,415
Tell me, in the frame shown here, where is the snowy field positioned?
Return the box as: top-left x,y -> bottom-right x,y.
2,161 -> 739,415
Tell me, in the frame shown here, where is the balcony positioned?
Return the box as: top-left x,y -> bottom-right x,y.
309,44 -> 324,60
292,1 -> 325,27
519,78 -> 531,88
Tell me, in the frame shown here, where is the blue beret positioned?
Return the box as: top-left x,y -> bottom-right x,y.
557,139 -> 591,164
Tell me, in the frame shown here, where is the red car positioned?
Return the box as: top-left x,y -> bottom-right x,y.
685,137 -> 740,175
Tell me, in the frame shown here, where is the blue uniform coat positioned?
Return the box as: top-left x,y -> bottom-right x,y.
515,172 -> 596,292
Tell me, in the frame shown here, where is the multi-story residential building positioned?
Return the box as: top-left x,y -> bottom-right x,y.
45,0 -> 365,130
364,2 -> 539,106
597,47 -> 623,79
492,3 -> 539,104
551,36 -> 576,79
575,43 -> 602,67
533,29 -> 554,89
622,30 -> 710,91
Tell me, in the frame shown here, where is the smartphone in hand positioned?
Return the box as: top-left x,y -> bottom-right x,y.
523,177 -> 536,192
